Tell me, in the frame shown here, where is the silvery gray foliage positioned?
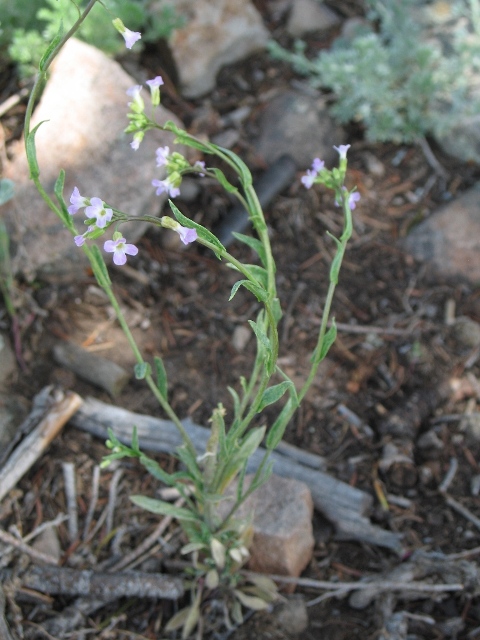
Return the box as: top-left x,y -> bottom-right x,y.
269,0 -> 480,144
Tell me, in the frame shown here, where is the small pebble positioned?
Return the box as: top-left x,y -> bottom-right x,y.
471,474 -> 480,496
232,325 -> 251,352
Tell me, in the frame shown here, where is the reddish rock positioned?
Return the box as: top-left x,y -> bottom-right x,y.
225,474 -> 314,581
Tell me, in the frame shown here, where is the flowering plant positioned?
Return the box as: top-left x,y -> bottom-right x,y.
24,1 -> 358,635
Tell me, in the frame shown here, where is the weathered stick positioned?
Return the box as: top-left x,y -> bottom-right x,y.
71,397 -> 404,553
0,584 -> 16,640
0,389 -> 83,502
20,565 -> 183,600
53,341 -> 130,397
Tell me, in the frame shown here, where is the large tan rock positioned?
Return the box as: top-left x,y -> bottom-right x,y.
2,38 -> 183,282
155,0 -> 269,98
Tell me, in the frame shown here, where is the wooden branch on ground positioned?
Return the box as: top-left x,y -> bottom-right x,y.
53,341 -> 130,397
0,389 -> 83,502
71,396 -> 404,554
19,565 -> 183,600
0,584 -> 16,640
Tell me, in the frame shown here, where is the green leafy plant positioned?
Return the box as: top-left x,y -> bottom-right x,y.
0,0 -> 185,78
269,0 -> 480,144
23,2 -> 358,636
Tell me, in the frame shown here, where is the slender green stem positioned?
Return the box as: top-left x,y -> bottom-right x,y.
244,184 -> 276,299
90,253 -> 197,458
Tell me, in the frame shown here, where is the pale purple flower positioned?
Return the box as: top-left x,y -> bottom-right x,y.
131,138 -> 141,151
333,144 -> 351,159
155,146 -> 170,167
104,237 -> 139,265
126,85 -> 142,99
176,226 -> 198,245
152,178 -> 180,198
74,225 -> 95,247
335,188 -> 361,210
301,169 -> 317,189
68,187 -> 89,215
301,158 -> 325,189
122,28 -> 141,50
85,197 -> 113,229
146,76 -> 164,89
348,191 -> 361,210
194,160 -> 206,176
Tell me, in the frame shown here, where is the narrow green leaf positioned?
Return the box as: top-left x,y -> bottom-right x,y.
266,397 -> 294,449
88,245 -> 111,289
228,386 -> 241,418
176,444 -> 202,483
182,593 -> 201,639
219,148 -> 253,187
271,297 -> 283,324
0,179 -> 14,206
231,232 -> 267,266
248,320 -> 271,352
250,459 -> 273,492
131,425 -> 139,452
233,589 -> 269,610
53,170 -> 72,227
311,320 -> 337,365
243,264 -> 269,289
26,121 -> 49,180
229,279 -> 268,303
258,381 -> 292,412
218,426 -> 266,491
131,495 -> 199,521
232,426 -> 266,467
164,606 -> 192,632
134,361 -> 151,379
39,25 -> 63,71
139,454 -> 176,486
153,355 -> 168,398
210,167 -> 238,194
169,200 -> 225,259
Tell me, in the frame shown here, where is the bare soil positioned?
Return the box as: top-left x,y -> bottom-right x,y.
2,1 -> 480,638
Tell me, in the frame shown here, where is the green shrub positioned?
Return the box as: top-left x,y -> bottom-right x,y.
0,0 -> 185,79
269,0 -> 480,143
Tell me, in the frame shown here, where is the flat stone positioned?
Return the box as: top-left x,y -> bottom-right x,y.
402,183 -> 480,283
253,90 -> 345,169
225,474 -> 314,580
2,38 -> 183,282
154,0 -> 269,98
287,0 -> 340,37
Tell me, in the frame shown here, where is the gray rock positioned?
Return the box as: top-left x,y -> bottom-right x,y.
437,113 -> 480,165
287,0 -> 340,37
154,0 -> 269,98
2,38 -> 184,282
402,183 -> 480,283
253,90 -> 345,169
